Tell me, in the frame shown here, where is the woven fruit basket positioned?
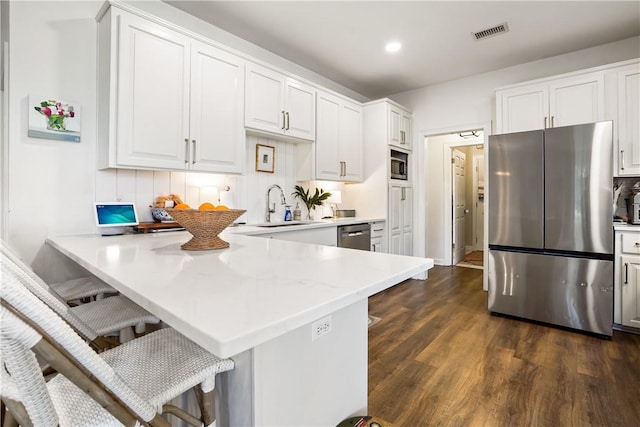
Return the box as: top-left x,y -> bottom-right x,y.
164,208 -> 246,250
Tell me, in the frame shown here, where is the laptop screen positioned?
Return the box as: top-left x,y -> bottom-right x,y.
94,202 -> 139,227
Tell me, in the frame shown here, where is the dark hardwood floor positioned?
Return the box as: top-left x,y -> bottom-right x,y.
368,266 -> 640,427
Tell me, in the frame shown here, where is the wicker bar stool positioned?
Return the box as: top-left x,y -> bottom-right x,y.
1,248 -> 159,350
49,275 -> 117,304
0,241 -> 117,305
1,268 -> 235,427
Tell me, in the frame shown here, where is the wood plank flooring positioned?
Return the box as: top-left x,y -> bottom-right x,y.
367,266 -> 640,427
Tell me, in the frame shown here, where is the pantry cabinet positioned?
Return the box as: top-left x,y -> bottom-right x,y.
615,229 -> 640,330
389,104 -> 412,149
315,91 -> 363,182
245,63 -> 316,141
389,184 -> 412,256
496,72 -> 604,133
617,64 -> 640,176
97,6 -> 245,173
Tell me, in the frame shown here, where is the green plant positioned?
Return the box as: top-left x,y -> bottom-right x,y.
292,185 -> 331,213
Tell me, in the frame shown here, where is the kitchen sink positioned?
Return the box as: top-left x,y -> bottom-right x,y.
250,221 -> 320,228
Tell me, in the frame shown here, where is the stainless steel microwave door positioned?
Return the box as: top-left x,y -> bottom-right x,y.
544,122 -> 613,255
488,130 -> 544,249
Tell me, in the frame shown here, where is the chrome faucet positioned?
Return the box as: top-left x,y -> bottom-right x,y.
265,184 -> 286,222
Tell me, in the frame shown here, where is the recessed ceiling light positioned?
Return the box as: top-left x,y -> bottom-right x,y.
385,41 -> 402,53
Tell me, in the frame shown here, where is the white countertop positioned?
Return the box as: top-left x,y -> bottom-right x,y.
47,230 -> 431,358
614,223 -> 640,231
227,217 -> 385,236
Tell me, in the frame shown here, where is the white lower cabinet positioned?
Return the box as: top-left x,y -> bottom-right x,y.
370,221 -> 385,253
389,184 -> 412,256
615,229 -> 640,329
258,227 -> 337,247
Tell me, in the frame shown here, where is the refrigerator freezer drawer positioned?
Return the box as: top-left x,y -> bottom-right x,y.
488,250 -> 613,336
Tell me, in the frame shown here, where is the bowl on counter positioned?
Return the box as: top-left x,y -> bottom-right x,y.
150,207 -> 175,223
164,208 -> 246,250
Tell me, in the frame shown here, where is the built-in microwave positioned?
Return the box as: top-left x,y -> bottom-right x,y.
390,150 -> 408,180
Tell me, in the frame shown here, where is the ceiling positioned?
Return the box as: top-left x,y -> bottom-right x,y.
165,1 -> 640,100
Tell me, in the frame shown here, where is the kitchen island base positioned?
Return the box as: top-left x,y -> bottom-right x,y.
218,300 -> 368,427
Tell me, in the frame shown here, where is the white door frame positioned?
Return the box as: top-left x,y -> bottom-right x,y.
420,121 -> 491,291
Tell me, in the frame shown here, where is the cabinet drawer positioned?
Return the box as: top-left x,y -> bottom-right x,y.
621,232 -> 640,254
370,222 -> 385,238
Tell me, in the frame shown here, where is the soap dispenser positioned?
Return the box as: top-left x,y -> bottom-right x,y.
293,203 -> 301,221
284,205 -> 292,221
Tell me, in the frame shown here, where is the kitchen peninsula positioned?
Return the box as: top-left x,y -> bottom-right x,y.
47,231 -> 433,427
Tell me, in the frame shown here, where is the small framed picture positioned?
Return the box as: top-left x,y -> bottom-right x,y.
256,144 -> 275,173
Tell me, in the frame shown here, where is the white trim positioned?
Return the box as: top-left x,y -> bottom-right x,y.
495,57 -> 639,92
1,40 -> 9,241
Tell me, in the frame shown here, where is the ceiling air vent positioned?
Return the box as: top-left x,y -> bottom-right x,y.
473,22 -> 509,41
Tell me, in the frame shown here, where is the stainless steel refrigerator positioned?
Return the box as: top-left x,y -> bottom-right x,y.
487,121 -> 614,336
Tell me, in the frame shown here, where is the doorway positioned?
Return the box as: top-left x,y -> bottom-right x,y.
420,121 -> 490,289
450,142 -> 484,269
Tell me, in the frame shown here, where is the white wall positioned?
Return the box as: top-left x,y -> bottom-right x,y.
392,36 -> 640,263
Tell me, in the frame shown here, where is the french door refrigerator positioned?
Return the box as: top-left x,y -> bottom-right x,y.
487,121 -> 614,336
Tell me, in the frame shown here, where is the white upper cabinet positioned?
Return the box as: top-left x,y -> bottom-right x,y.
245,63 -> 316,141
617,63 -> 640,176
113,12 -> 191,170
496,71 -> 604,133
97,7 -> 245,173
315,91 -> 362,182
189,41 -> 245,173
388,105 -> 412,149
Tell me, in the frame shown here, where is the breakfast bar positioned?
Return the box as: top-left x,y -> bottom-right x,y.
47,231 -> 433,426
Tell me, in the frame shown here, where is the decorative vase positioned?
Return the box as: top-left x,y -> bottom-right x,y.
306,207 -> 315,221
46,115 -> 66,131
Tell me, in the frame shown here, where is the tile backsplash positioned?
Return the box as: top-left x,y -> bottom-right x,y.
94,134 -> 301,225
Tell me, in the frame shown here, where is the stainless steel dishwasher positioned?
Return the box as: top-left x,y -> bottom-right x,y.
337,223 -> 371,251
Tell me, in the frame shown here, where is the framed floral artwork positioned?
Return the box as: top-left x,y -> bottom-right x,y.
28,95 -> 81,142
256,144 -> 275,173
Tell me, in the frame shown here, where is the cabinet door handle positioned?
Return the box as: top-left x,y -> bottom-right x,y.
551,116 -> 555,128
184,138 -> 189,164
401,187 -> 406,201
285,112 -> 290,130
624,263 -> 629,285
621,150 -> 625,170
281,111 -> 286,130
544,117 -> 547,129
192,139 -> 196,164
343,161 -> 347,177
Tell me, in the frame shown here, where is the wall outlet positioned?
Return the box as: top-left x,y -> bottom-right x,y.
312,316 -> 332,341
